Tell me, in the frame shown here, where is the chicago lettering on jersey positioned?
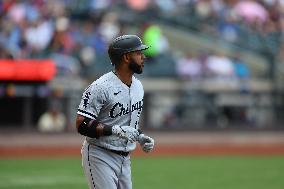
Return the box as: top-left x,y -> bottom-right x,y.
109,100 -> 143,118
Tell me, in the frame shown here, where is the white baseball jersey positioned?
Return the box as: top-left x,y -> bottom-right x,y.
77,71 -> 144,152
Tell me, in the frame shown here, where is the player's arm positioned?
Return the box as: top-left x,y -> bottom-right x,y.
76,115 -> 139,142
76,115 -> 110,138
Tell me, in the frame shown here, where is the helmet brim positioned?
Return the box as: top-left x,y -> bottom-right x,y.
127,44 -> 149,53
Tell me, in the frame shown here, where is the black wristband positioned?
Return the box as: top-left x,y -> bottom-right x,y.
77,118 -> 115,138
103,125 -> 113,136
77,118 -> 98,138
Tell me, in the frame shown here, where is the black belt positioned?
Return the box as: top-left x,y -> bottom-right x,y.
98,146 -> 129,157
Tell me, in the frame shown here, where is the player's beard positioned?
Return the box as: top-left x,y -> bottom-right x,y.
129,59 -> 143,74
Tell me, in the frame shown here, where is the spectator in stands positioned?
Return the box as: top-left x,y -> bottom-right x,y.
48,16 -> 74,54
232,53 -> 251,92
37,103 -> 66,133
125,0 -> 150,11
176,52 -> 203,80
205,51 -> 235,79
142,23 -> 169,60
232,53 -> 250,79
217,12 -> 240,43
195,0 -> 214,22
97,12 -> 120,44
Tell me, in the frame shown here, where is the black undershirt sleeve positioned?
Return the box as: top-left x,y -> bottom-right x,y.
77,117 -> 113,138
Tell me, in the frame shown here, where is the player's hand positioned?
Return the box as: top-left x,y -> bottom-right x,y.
112,125 -> 139,143
138,134 -> 154,153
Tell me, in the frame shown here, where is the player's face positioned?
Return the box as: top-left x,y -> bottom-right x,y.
128,51 -> 146,74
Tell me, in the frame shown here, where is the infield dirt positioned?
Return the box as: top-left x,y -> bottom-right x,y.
1,130 -> 284,157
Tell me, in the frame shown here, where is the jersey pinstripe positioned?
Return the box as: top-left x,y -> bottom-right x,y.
77,71 -> 144,152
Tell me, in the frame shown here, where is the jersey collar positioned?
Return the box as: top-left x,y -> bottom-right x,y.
111,71 -> 134,89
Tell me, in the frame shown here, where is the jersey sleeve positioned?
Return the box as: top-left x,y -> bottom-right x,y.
77,84 -> 106,119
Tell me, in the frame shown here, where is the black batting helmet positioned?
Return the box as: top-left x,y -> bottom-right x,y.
108,35 -> 149,65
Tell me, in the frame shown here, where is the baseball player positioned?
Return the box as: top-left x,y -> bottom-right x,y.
76,35 -> 155,189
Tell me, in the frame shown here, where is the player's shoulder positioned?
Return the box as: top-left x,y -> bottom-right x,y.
92,72 -> 114,85
132,75 -> 143,86
132,76 -> 144,91
87,72 -> 114,91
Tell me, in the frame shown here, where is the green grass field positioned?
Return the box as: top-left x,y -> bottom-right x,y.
0,156 -> 284,189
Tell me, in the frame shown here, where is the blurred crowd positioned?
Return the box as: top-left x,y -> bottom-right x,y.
0,0 -> 121,78
175,50 -> 250,80
0,0 -> 283,80
144,0 -> 284,54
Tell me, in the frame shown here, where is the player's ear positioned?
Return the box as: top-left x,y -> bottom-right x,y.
123,53 -> 130,62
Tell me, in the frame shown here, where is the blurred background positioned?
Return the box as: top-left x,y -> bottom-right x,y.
1,0 -> 284,131
1,1 -> 284,189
